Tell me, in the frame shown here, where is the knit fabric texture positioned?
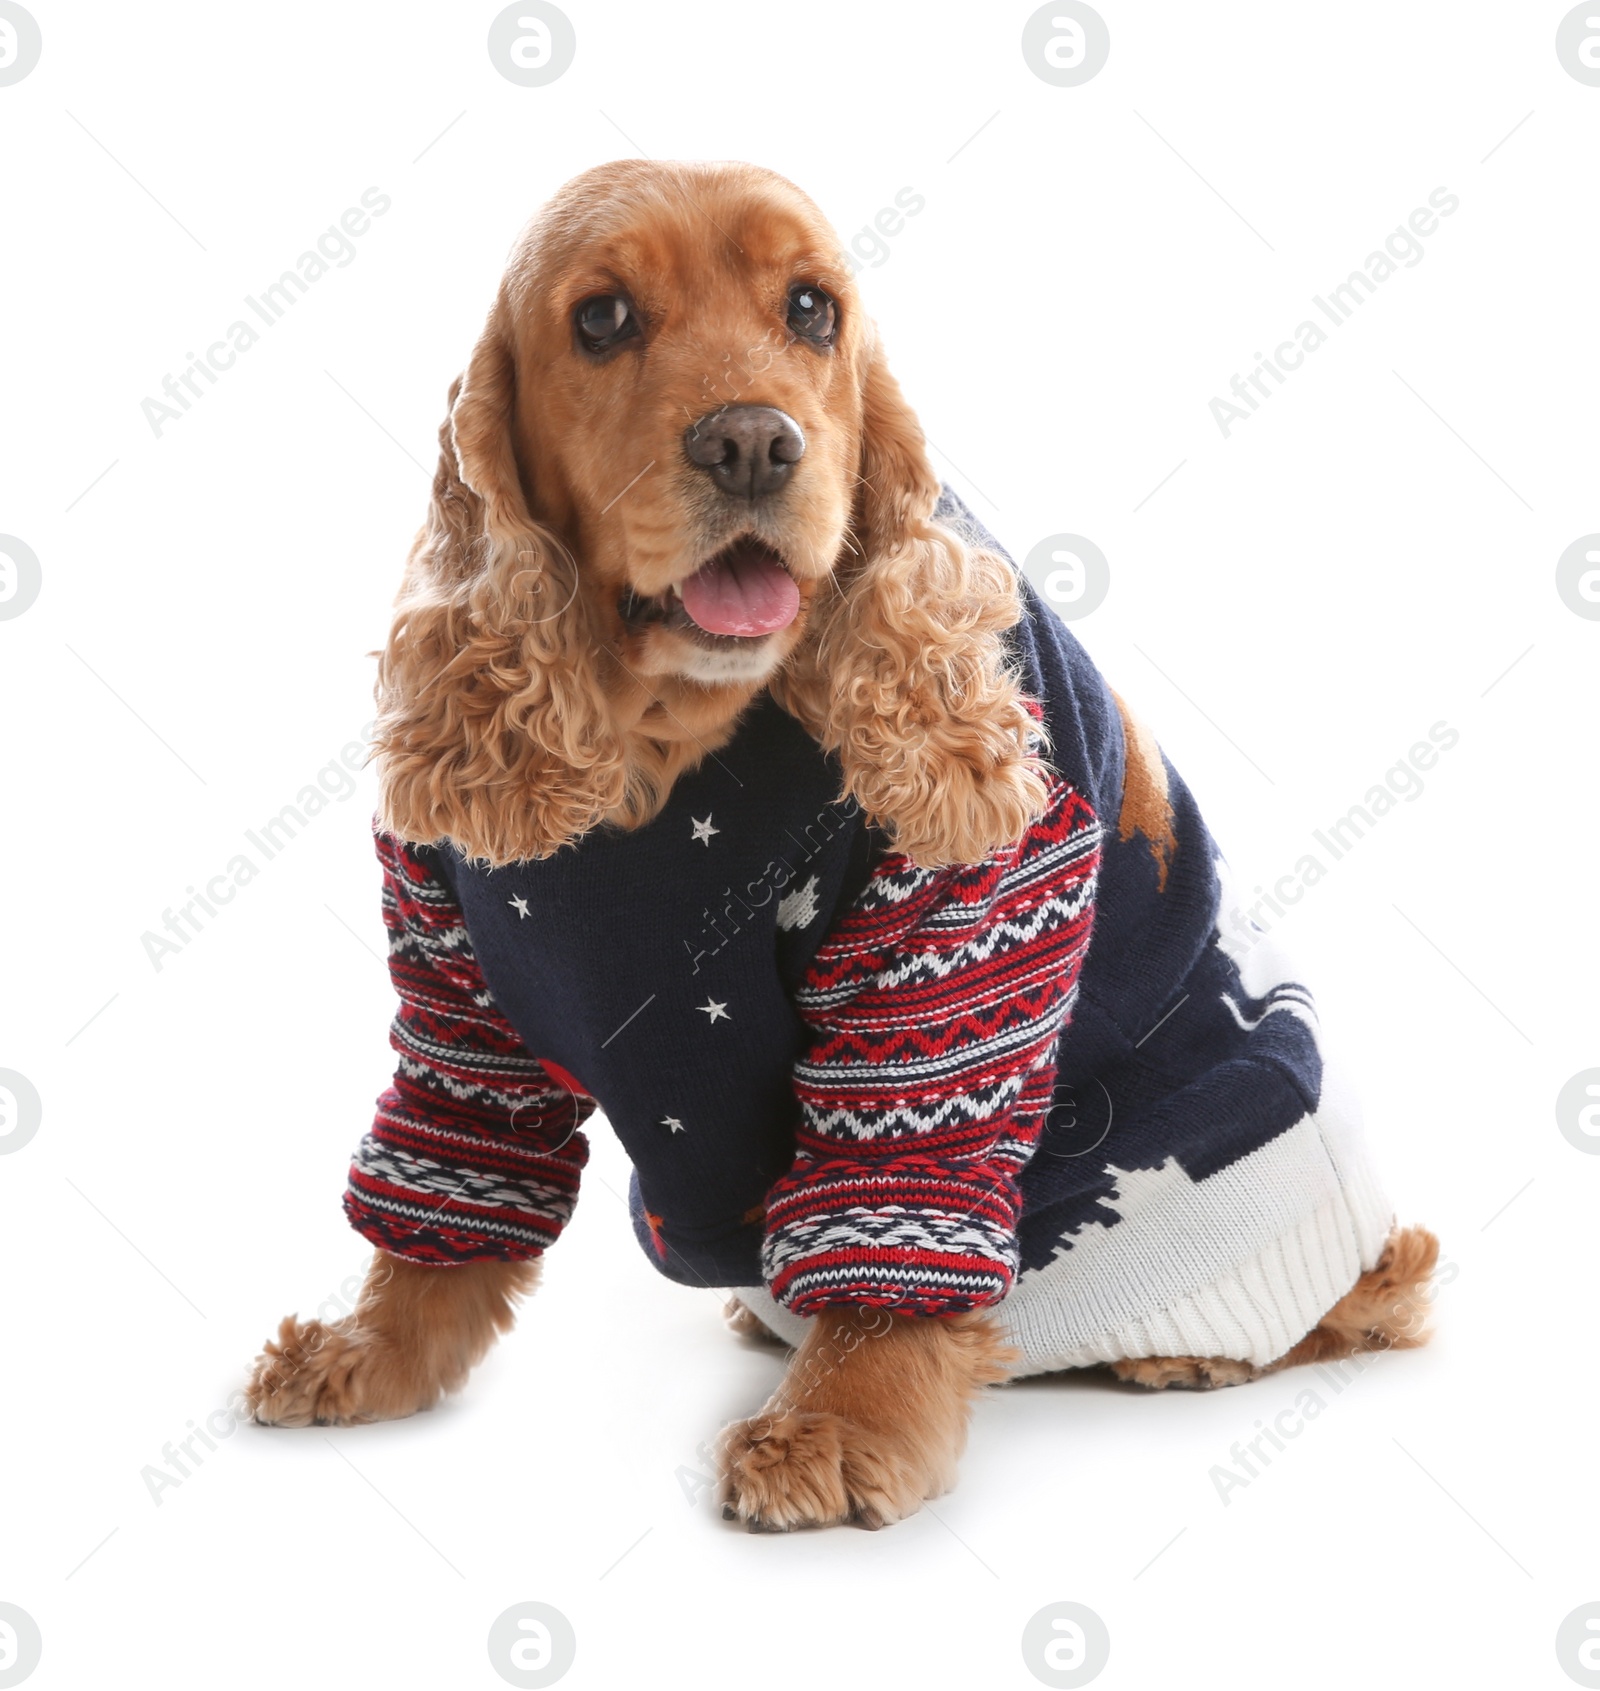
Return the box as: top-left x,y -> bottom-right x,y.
343,486 -> 1392,1341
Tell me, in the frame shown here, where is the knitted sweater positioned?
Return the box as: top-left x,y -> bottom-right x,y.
344,489 -> 1389,1344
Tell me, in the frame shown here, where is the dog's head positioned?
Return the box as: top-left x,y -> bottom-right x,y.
376,160 -> 1046,866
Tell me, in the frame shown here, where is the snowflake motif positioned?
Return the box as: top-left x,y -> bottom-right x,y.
776,875 -> 821,931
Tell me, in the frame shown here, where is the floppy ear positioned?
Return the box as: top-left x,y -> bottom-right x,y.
372,300 -> 627,865
771,329 -> 1048,868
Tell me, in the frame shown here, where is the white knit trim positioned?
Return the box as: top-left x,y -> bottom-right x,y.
999,1156 -> 1390,1373
733,860 -> 1396,1373
730,1076 -> 1394,1375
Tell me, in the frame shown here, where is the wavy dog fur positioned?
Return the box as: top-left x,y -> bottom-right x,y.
373,322 -> 638,866
771,501 -> 1048,869
248,163 -> 1437,1535
372,160 -> 1045,868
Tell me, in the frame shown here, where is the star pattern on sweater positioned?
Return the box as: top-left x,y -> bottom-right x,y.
690,815 -> 720,846
508,894 -> 531,919
660,1116 -> 686,1134
697,998 -> 730,1024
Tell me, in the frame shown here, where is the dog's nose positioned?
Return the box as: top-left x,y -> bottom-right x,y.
683,405 -> 805,499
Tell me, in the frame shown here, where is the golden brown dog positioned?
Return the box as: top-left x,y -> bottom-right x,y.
245,160 -> 1437,1530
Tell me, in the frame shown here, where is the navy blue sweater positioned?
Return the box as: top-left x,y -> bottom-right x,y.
344,490 -> 1322,1318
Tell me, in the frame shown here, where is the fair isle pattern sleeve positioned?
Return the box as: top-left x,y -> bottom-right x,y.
761,770 -> 1102,1317
343,830 -> 593,1265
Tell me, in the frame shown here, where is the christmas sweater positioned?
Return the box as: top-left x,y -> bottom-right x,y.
343,489 -> 1392,1345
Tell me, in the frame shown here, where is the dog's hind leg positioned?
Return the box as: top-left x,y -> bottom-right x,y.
1264,1222 -> 1441,1369
1109,1224 -> 1441,1391
722,1296 -> 788,1345
244,1252 -> 538,1427
1109,1354 -> 1262,1390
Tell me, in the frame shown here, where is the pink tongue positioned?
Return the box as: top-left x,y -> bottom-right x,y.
679,544 -> 800,637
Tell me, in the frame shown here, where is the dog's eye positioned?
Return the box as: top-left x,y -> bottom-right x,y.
786,284 -> 836,345
574,294 -> 639,352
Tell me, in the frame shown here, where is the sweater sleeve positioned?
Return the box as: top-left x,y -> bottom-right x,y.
343,829 -> 593,1265
760,772 -> 1101,1317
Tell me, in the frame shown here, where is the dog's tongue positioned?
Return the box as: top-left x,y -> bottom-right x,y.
679,543 -> 799,637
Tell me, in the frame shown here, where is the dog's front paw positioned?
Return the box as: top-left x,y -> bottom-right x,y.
244,1315 -> 424,1427
716,1409 -> 938,1531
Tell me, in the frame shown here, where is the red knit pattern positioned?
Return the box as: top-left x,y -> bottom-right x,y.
343,830 -> 592,1264
762,773 -> 1101,1316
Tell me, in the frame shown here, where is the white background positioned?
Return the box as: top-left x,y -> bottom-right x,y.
2,3 -> 1598,1688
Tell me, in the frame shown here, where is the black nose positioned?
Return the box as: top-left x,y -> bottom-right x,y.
683,405 -> 805,499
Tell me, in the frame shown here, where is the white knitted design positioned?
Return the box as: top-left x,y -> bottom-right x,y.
732,858 -> 1396,1374
731,1043 -> 1394,1375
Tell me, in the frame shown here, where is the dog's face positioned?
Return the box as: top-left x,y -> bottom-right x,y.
377,158 -> 1045,870
500,161 -> 867,685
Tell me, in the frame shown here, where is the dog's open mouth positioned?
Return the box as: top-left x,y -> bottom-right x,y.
620,538 -> 800,641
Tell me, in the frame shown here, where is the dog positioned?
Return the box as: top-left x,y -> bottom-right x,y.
244,159 -> 1437,1531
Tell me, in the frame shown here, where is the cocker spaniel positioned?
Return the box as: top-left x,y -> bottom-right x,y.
245,160 -> 1437,1531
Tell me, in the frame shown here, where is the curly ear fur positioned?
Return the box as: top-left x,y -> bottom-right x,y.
373,305 -> 633,865
771,333 -> 1049,869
